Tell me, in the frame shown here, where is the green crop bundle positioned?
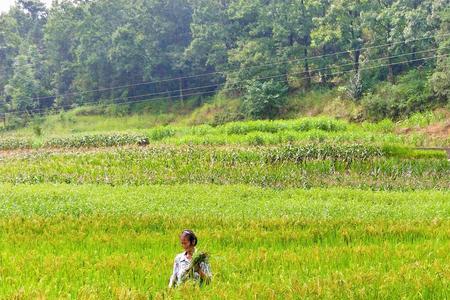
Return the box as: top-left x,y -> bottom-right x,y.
181,251 -> 210,285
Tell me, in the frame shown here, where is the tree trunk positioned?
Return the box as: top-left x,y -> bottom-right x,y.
179,77 -> 184,106
387,55 -> 395,83
304,46 -> 311,89
410,44 -> 417,68
354,49 -> 360,76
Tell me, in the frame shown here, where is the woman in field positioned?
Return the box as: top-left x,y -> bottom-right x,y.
168,229 -> 212,288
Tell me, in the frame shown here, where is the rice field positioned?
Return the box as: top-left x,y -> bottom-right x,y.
0,184 -> 449,299
0,116 -> 449,299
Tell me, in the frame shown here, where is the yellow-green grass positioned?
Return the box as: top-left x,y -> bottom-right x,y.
2,112 -> 176,138
0,184 -> 449,299
0,95 -> 229,137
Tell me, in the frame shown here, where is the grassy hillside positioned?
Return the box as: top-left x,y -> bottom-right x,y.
1,113 -> 449,151
1,70 -> 448,148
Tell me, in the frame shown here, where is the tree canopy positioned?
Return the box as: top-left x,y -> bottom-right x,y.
0,0 -> 449,120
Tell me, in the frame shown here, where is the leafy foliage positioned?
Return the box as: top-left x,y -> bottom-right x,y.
43,133 -> 149,148
243,80 -> 288,119
0,0 -> 448,125
430,7 -> 450,102
362,70 -> 436,120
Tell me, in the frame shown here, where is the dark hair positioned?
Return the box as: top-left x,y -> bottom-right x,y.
181,229 -> 198,246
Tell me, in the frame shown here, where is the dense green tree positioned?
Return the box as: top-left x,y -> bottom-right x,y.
363,0 -> 406,83
0,0 -> 447,121
186,0 -> 234,92
134,0 -> 194,99
43,0 -> 81,107
225,0 -> 283,91
314,0 -> 371,75
430,7 -> 450,101
4,48 -> 40,115
0,14 -> 21,100
269,0 -> 317,89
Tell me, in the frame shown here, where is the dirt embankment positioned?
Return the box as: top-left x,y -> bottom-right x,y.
397,120 -> 450,137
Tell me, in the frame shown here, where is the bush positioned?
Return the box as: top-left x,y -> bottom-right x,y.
266,144 -> 384,163
346,72 -> 363,101
292,118 -> 347,132
211,109 -> 245,126
148,126 -> 176,141
43,133 -> 149,148
4,115 -> 27,131
223,120 -> 284,135
0,138 -> 33,150
105,104 -> 130,117
243,80 -> 288,119
362,70 -> 435,121
33,125 -> 43,137
245,133 -> 266,146
73,106 -> 107,116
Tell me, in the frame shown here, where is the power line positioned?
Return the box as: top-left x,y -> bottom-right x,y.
7,53 -> 447,117
8,44 -> 448,113
9,46 -> 449,114
7,32 -> 449,103
7,52 -> 447,116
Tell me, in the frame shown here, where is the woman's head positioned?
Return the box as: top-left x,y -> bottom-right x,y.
180,229 -> 198,250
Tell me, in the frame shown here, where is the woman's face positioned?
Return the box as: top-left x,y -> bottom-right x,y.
180,234 -> 192,251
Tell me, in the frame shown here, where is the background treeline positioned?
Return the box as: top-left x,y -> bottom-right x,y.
0,0 -> 449,124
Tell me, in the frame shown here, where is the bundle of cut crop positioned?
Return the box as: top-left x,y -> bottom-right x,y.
181,251 -> 210,284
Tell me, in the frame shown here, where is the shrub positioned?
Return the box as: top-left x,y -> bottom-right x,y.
266,144 -> 384,164
105,104 -> 130,117
291,118 -> 347,132
43,133 -> 149,148
4,115 -> 27,131
148,126 -> 176,141
223,120 -> 284,135
346,72 -> 363,101
0,138 -> 33,150
73,106 -> 107,116
33,125 -> 43,137
211,109 -> 245,126
362,70 -> 435,121
243,80 -> 289,119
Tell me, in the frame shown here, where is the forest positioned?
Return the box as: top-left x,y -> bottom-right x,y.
0,0 -> 449,125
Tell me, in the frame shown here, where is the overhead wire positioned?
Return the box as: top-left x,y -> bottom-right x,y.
5,32 -> 449,104
5,52 -> 447,117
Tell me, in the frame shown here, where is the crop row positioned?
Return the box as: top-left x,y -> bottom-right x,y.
43,132 -> 149,148
1,184 -> 448,219
1,146 -> 448,189
2,117 -> 447,150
